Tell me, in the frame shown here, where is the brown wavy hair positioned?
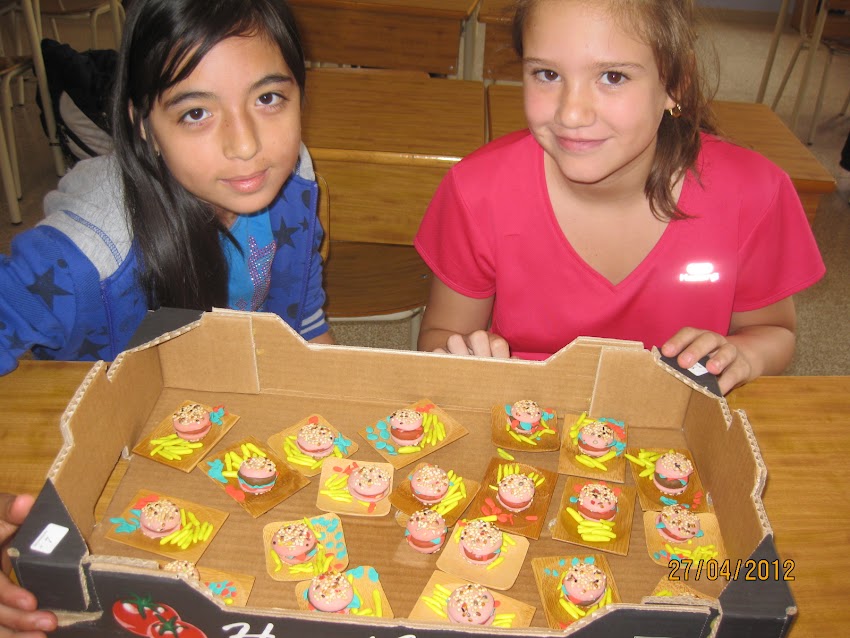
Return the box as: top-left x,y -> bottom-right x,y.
512,0 -> 717,220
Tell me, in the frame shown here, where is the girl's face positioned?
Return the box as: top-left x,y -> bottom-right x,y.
147,34 -> 301,224
522,0 -> 675,190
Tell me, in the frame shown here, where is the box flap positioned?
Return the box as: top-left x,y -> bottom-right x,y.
9,480 -> 91,611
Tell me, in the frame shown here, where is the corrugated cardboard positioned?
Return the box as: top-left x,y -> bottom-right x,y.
11,309 -> 795,637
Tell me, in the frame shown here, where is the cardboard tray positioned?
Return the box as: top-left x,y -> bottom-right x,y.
10,310 -> 796,637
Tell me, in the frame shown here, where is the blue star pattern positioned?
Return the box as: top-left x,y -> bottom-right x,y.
26,267 -> 72,310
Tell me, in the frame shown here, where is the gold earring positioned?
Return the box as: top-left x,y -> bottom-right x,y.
667,103 -> 683,118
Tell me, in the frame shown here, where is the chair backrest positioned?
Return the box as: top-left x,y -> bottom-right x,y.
302,68 -> 486,318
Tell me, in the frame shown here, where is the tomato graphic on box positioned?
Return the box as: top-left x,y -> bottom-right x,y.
113,594 -> 206,638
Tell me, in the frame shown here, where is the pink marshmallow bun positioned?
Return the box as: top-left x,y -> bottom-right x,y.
577,421 -> 614,457
139,499 -> 181,539
447,584 -> 496,625
237,456 -> 278,495
405,509 -> 447,554
347,465 -> 391,502
509,399 -> 542,433
171,403 -> 212,442
496,473 -> 535,513
656,505 -> 701,543
561,562 -> 607,606
272,522 -> 318,565
459,519 -> 503,566
577,483 -> 618,521
410,464 -> 449,505
307,570 -> 354,613
653,452 -> 694,496
296,422 -> 336,459
389,409 -> 424,446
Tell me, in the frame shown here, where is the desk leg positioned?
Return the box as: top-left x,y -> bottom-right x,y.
756,0 -> 792,103
22,0 -> 65,177
790,2 -> 829,133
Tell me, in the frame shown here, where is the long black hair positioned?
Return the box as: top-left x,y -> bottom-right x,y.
111,0 -> 307,310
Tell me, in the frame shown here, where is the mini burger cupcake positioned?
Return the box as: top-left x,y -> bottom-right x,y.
561,562 -> 607,607
577,421 -> 614,457
459,519 -> 503,566
405,509 -> 447,554
237,456 -> 278,495
347,465 -> 391,503
509,400 -> 542,434
656,505 -> 701,543
163,560 -> 200,580
410,464 -> 449,505
577,483 -> 618,521
447,584 -> 496,626
496,473 -> 535,513
171,403 -> 212,442
307,570 -> 354,613
388,409 -> 425,446
296,422 -> 336,459
653,452 -> 694,496
272,522 -> 318,565
139,499 -> 181,539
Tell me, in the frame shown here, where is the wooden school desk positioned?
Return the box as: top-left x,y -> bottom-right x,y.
0,360 -> 848,636
486,84 -> 836,223
289,0 -> 479,76
476,0 -> 521,81
300,69 -> 485,319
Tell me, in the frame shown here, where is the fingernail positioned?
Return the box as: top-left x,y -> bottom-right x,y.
36,617 -> 55,631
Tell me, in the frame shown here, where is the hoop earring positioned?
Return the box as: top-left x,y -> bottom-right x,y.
667,103 -> 683,118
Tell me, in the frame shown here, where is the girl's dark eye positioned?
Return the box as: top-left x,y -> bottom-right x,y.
258,93 -> 283,106
534,69 -> 560,82
181,108 -> 210,124
602,72 -> 626,85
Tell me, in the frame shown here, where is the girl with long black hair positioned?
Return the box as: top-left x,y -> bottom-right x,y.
0,0 -> 332,376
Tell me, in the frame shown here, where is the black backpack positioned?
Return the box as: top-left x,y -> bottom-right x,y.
38,38 -> 117,165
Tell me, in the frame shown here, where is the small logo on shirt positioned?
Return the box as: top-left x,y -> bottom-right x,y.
679,262 -> 719,283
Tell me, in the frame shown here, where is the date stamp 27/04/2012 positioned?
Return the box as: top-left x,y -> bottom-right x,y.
668,558 -> 795,582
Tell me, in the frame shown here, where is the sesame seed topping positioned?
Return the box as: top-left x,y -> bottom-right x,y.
448,584 -> 492,620
498,473 -> 535,498
579,483 -> 618,508
563,563 -> 607,595
460,519 -> 502,550
240,456 -> 277,473
273,522 -> 313,549
172,403 -> 207,425
409,509 -> 446,529
298,422 -> 335,446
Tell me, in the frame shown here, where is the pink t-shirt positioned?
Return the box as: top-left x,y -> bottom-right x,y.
414,130 -> 825,360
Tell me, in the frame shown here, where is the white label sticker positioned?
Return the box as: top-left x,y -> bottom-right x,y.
30,523 -> 70,554
687,362 -> 709,376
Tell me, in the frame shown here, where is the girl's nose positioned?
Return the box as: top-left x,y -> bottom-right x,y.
555,84 -> 595,128
222,111 -> 260,160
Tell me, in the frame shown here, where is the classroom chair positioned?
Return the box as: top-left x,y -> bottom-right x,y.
302,68 -> 486,349
39,0 -> 124,50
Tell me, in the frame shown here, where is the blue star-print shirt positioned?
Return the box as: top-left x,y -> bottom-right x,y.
0,150 -> 328,374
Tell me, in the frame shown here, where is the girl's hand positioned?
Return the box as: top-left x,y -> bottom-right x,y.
0,494 -> 57,637
435,330 -> 511,358
661,297 -> 798,396
661,328 -> 752,395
